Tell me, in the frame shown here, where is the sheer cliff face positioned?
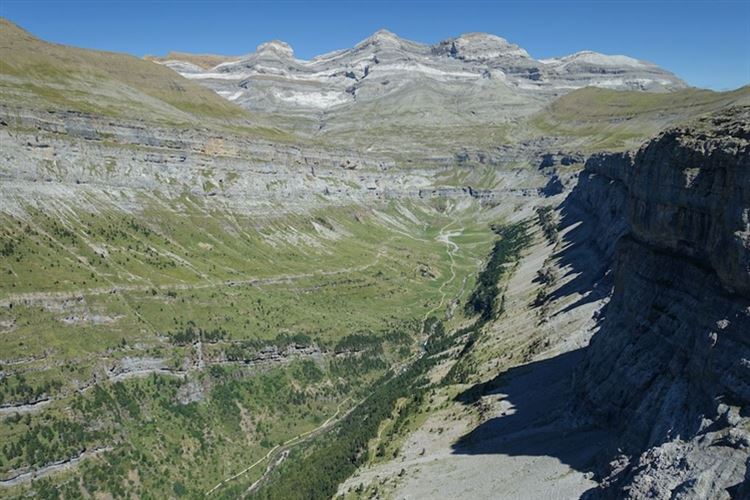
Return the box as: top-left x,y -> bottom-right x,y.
616,111 -> 750,296
574,106 -> 750,498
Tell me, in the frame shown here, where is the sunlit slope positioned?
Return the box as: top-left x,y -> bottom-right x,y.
145,51 -> 240,69
529,85 -> 750,151
0,197 -> 500,497
0,18 -> 248,123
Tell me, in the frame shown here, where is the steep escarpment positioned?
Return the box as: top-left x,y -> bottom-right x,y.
574,106 -> 750,498
3,15 -> 749,499
0,104 -> 556,220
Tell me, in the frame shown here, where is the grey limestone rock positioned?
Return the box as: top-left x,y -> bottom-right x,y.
572,106 -> 750,499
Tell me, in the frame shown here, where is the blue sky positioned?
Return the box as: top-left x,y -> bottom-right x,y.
2,1 -> 748,90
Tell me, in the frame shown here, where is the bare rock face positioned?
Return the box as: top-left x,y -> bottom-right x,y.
154,30 -> 687,157
627,110 -> 750,296
573,106 -> 750,498
432,33 -> 531,61
161,30 -> 686,118
0,104 -> 556,217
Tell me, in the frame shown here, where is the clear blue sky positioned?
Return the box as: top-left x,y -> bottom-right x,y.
2,1 -> 749,90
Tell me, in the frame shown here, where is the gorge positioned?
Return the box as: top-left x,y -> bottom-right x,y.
0,17 -> 749,499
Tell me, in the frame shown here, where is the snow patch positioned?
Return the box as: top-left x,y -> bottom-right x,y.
182,72 -> 250,80
270,89 -> 350,108
161,60 -> 204,73
374,62 -> 481,80
217,90 -> 244,101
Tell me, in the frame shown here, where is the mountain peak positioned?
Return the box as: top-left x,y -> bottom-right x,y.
256,40 -> 294,58
564,50 -> 646,67
169,27 -> 687,112
434,32 -> 530,60
360,29 -> 403,47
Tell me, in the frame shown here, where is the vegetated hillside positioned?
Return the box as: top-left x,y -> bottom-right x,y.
0,18 -> 533,498
0,18 -> 248,123
0,196 -> 502,497
529,85 -> 750,151
145,52 -> 240,70
1,15 -> 749,500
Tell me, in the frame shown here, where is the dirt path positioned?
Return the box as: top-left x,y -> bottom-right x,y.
422,221 -> 461,325
205,223 -> 464,497
204,396 -> 354,496
0,261 -> 380,308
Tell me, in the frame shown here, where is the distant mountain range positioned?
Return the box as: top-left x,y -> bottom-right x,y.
2,16 -> 750,500
152,29 -> 686,115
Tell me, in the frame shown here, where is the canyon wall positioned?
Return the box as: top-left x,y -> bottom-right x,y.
0,105 -> 553,217
572,106 -> 750,498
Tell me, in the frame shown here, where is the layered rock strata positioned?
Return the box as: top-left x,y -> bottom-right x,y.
573,106 -> 750,498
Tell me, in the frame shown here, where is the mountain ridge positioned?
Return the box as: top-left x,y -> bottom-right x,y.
153,29 -> 672,76
156,28 -> 686,117
1,16 -> 748,499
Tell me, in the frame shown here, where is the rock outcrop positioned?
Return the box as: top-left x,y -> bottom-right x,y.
0,104 -> 555,216
159,30 -> 685,119
572,106 -> 750,498
2,17 -> 747,497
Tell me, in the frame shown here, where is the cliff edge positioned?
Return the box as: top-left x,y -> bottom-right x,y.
576,106 -> 750,498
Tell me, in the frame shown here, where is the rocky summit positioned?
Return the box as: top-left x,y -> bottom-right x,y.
1,15 -> 749,500
163,29 -> 685,113
156,30 -> 687,156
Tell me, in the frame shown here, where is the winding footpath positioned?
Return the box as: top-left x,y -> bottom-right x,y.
1,225 -> 462,493
0,261 -> 382,309
423,220 -> 461,325
204,221 -> 463,497
204,396 -> 354,496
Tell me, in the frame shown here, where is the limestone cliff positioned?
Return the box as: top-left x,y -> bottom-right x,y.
573,106 -> 750,498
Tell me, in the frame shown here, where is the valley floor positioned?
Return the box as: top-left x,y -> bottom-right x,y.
0,194 -> 509,497
338,199 -> 613,499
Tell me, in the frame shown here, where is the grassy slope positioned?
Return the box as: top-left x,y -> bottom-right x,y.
0,196 -> 497,497
316,78 -> 538,157
529,85 -> 750,151
248,221 -> 532,500
0,18 -> 496,498
0,18 -> 248,124
144,52 -> 240,70
5,15 -> 748,499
